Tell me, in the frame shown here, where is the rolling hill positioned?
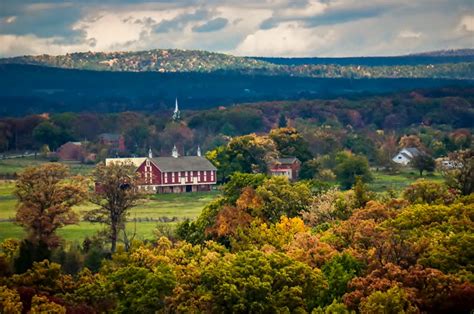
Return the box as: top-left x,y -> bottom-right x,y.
1,48 -> 473,79
0,48 -> 473,116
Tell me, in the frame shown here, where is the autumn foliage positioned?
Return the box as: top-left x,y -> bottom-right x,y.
1,165 -> 474,313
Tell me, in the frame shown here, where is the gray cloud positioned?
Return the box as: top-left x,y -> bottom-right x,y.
260,2 -> 394,30
0,0 -> 473,57
0,1 -> 86,43
192,17 -> 228,32
153,8 -> 210,33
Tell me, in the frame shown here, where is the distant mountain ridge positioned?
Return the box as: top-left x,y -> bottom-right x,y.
408,49 -> 474,57
0,49 -> 273,73
1,48 -> 473,80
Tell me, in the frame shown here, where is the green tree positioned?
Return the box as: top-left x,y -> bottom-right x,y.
255,176 -> 313,222
32,121 -> 71,150
402,179 -> 453,205
322,253 -> 362,303
269,127 -> 312,162
352,176 -> 372,209
87,162 -> 142,253
202,250 -> 327,313
222,172 -> 267,204
410,154 -> 435,177
107,265 -> 175,313
334,152 -> 372,189
207,134 -> 277,181
299,158 -> 321,180
359,286 -> 418,314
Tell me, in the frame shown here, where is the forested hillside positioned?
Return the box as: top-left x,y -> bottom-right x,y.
1,49 -> 473,79
1,88 -> 472,172
1,63 -> 473,116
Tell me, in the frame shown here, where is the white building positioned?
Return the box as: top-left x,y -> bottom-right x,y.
392,147 -> 422,165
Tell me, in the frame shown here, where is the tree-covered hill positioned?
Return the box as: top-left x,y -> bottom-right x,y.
0,49 -> 274,73
1,48 -> 473,80
1,63 -> 473,116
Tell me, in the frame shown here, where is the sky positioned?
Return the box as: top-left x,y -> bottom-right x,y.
0,0 -> 473,58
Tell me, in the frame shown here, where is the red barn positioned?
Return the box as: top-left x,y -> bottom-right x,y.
269,157 -> 301,181
105,148 -> 217,193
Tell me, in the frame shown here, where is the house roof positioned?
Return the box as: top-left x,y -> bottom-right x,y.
105,157 -> 146,168
151,156 -> 217,172
403,147 -> 421,156
276,157 -> 299,164
99,133 -> 121,141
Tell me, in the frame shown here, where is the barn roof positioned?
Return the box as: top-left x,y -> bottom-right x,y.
276,157 -> 299,164
151,156 -> 217,172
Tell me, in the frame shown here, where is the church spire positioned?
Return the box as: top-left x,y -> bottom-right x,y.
172,145 -> 179,158
148,147 -> 153,158
172,97 -> 181,121
197,145 -> 201,157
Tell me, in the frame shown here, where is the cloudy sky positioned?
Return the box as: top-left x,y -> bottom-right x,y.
0,0 -> 473,57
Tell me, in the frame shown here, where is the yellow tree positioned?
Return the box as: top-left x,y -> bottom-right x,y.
15,163 -> 87,247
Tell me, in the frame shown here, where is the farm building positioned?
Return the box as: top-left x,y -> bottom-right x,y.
105,146 -> 217,193
392,147 -> 422,165
269,157 -> 301,181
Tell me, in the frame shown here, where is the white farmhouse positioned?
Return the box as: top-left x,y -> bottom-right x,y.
392,147 -> 421,165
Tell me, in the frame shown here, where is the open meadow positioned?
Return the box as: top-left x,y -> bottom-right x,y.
0,179 -> 220,243
369,168 -> 444,192
0,156 -> 95,176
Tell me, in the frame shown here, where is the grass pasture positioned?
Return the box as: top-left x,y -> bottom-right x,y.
369,168 -> 444,193
0,179 -> 220,242
0,157 -> 95,176
0,221 -> 163,243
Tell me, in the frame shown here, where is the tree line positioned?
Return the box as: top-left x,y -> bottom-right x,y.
0,88 -> 472,164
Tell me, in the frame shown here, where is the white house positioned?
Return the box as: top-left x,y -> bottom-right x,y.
392,147 -> 422,165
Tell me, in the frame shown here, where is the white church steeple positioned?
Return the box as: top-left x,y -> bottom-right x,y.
197,145 -> 201,157
172,98 -> 181,121
172,145 -> 179,158
148,148 -> 153,158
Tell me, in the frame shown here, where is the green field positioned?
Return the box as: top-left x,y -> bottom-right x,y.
0,157 -> 95,176
0,221 -> 164,243
369,168 -> 444,193
0,180 -> 219,242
